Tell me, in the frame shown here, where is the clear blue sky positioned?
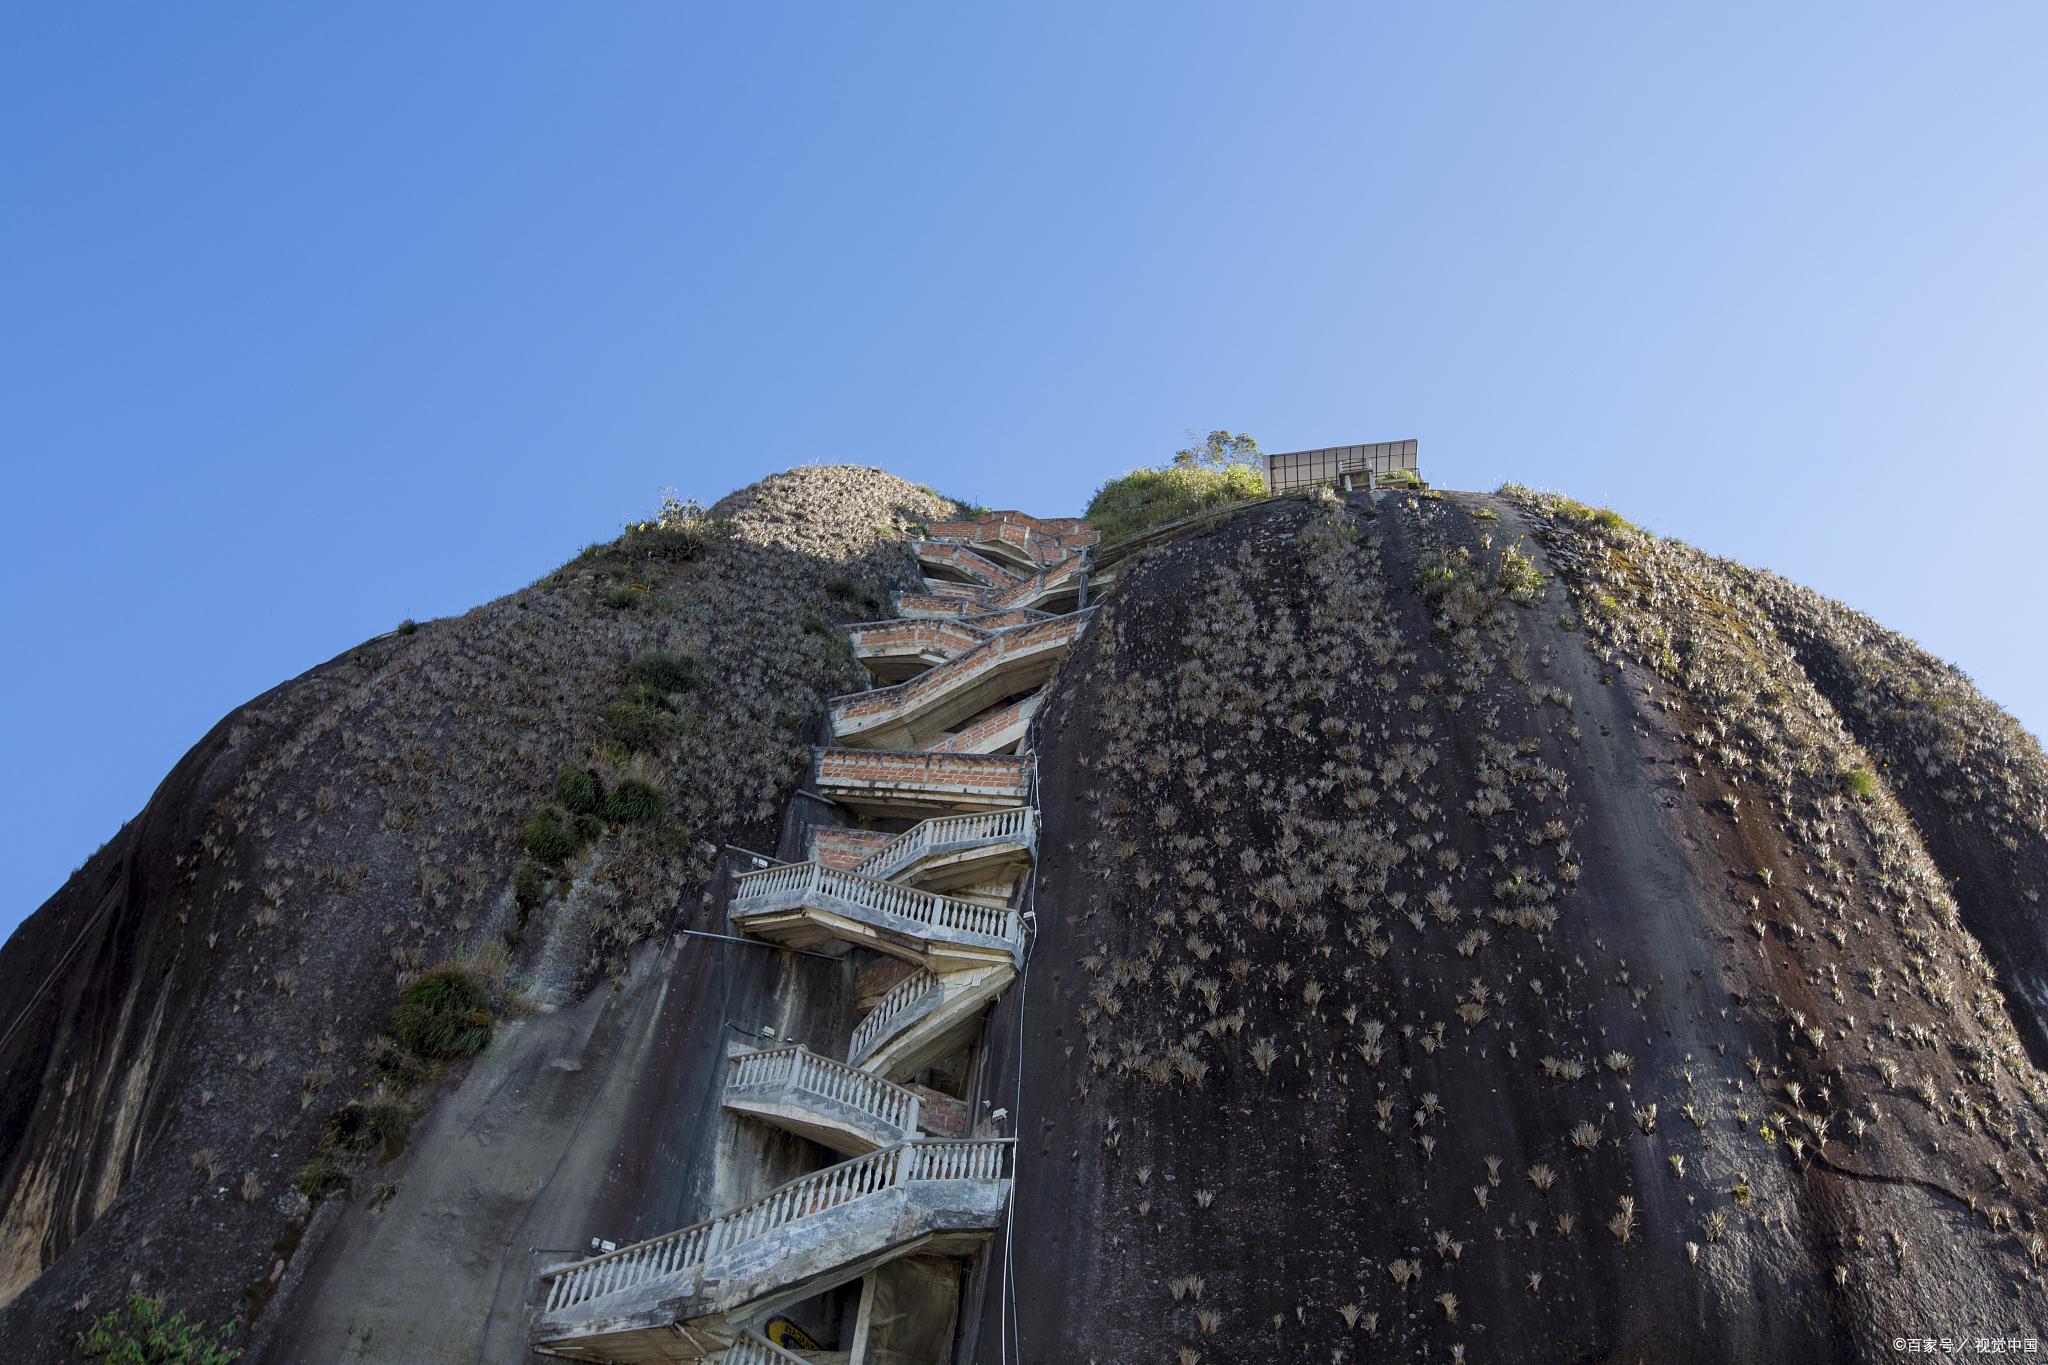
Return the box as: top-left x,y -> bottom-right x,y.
4,5 -> 2045,942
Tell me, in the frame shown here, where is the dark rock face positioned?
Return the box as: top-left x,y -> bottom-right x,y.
8,472 -> 2047,1365
1739,568 -> 2048,1071
973,489 -> 2048,1364
0,467 -> 951,1362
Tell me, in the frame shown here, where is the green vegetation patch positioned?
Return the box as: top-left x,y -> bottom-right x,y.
1839,765 -> 1880,801
1549,495 -> 1638,538
603,651 -> 705,753
76,1293 -> 242,1364
367,1036 -> 433,1088
627,650 -> 703,695
327,1095 -> 415,1159
519,809 -> 585,864
599,778 -> 665,823
513,859 -> 555,910
620,494 -> 733,564
1085,464 -> 1266,544
293,1153 -> 354,1203
825,576 -> 887,620
391,964 -> 494,1058
602,697 -> 678,753
555,766 -> 600,815
1495,545 -> 1546,598
914,484 -> 988,520
1418,561 -> 1461,598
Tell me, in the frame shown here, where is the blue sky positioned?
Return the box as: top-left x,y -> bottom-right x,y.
4,5 -> 2045,941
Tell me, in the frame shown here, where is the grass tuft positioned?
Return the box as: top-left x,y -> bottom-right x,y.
599,779 -> 665,823
602,698 -> 676,753
391,964 -> 494,1058
520,809 -> 584,864
327,1095 -> 415,1158
293,1153 -> 353,1202
367,1036 -> 432,1087
555,767 -> 600,815
627,650 -> 703,695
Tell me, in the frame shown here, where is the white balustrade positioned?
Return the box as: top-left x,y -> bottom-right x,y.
731,862 -> 1021,948
537,1141 -> 1012,1317
728,1045 -> 920,1134
906,1138 -> 1010,1183
726,1332 -> 811,1365
852,807 -> 1034,881
850,969 -> 939,1060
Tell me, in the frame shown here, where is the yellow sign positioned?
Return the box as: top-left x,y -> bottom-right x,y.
766,1318 -> 825,1351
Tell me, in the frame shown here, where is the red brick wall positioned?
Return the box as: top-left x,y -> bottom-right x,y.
908,1084 -> 968,1137
811,828 -> 896,869
924,695 -> 1039,754
855,956 -> 921,1009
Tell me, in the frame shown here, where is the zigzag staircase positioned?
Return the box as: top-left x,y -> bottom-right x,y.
530,510 -> 1096,1363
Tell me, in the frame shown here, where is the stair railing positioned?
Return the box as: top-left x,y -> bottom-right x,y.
851,806 -> 1034,881
727,1044 -> 921,1134
536,1140 -> 1013,1317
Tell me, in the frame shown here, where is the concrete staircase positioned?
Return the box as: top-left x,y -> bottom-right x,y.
849,807 -> 1035,888
722,1046 -> 923,1156
910,540 -> 1022,589
891,549 -> 1091,618
846,964 -> 1014,1082
530,1140 -> 1012,1362
728,862 -> 1022,972
531,510 -> 1093,1364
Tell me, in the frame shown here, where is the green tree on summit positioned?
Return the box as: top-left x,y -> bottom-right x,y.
1171,429 -> 1262,471
1086,428 -> 1267,543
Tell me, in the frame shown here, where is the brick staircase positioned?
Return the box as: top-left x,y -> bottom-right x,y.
826,609 -> 1092,751
810,747 -> 1030,818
